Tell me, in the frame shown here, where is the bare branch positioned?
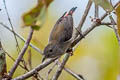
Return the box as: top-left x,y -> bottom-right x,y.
4,50 -> 42,80
12,58 -> 57,80
46,60 -> 58,80
3,0 -> 20,52
77,0 -> 92,31
95,4 -> 99,18
101,22 -> 116,25
64,67 -> 84,80
5,52 -> 29,71
71,22 -> 99,47
100,1 -> 120,21
109,15 -> 120,45
0,22 -> 43,54
52,53 -> 70,80
57,60 -> 84,80
8,28 -> 34,78
71,1 -> 120,48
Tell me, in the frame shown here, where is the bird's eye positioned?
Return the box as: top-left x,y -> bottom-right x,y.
49,49 -> 53,52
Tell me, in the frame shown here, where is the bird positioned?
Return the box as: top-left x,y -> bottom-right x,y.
42,7 -> 77,62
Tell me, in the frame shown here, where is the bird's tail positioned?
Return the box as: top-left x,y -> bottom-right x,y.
60,7 -> 77,18
65,7 -> 77,16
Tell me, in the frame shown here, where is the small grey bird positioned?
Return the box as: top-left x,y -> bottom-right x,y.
42,7 -> 77,62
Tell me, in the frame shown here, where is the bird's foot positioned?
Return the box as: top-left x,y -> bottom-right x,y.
66,48 -> 73,56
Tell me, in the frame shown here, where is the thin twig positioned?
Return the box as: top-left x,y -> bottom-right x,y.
46,60 -> 58,80
5,50 -> 42,80
8,28 -> 34,78
110,0 -> 113,7
77,0 -> 92,31
64,67 -> 84,80
71,22 -> 99,47
3,0 -> 31,73
71,1 -> 120,47
5,51 -> 29,71
57,61 -> 84,80
101,22 -> 116,25
0,22 -> 43,54
12,58 -> 57,80
3,0 -> 20,52
100,1 -> 120,21
100,22 -> 116,28
6,50 -> 43,80
52,53 -> 70,80
109,15 -> 120,45
95,4 -> 99,18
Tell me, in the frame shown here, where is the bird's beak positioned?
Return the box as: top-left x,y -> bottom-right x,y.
41,56 -> 46,63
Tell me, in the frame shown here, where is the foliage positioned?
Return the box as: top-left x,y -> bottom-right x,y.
22,0 -> 53,30
90,0 -> 113,11
116,4 -> 120,37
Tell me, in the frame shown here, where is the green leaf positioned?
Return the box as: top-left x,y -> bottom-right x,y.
23,3 -> 43,26
22,0 -> 53,30
116,3 -> 120,37
90,0 -> 113,12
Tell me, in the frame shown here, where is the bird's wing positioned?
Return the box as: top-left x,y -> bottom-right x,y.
49,15 -> 73,42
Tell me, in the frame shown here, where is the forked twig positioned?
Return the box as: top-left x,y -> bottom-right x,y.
0,22 -> 42,54
8,28 -> 34,78
109,15 -> 120,45
3,0 -> 20,52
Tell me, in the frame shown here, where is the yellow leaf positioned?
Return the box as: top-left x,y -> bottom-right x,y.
22,0 -> 53,30
116,3 -> 120,37
90,0 -> 113,12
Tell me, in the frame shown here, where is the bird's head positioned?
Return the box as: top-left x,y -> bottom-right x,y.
42,42 -> 64,62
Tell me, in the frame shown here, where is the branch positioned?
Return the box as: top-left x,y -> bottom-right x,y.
100,1 -> 120,21
6,51 -> 43,80
100,22 -> 117,28
5,52 -> 29,71
101,22 -> 116,25
77,0 -> 92,31
57,60 -> 84,80
8,28 -> 34,78
95,4 -> 99,18
3,0 -> 20,52
71,22 -> 99,47
71,1 -> 120,48
64,67 -> 84,80
52,53 -> 70,80
109,15 -> 120,45
52,54 -> 84,80
0,22 -> 43,54
12,58 -> 57,80
46,60 -> 58,80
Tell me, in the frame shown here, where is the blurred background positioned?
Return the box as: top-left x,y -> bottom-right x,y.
0,0 -> 119,80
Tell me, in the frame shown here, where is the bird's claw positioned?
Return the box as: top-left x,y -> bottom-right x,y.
66,48 -> 73,56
